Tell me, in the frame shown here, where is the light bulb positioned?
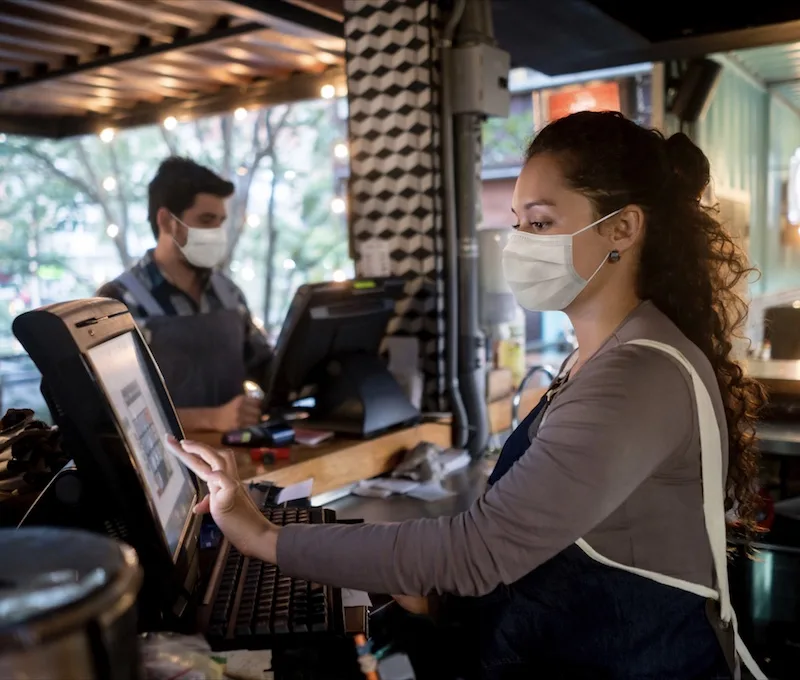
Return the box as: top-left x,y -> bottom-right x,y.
99,127 -> 115,143
246,214 -> 260,227
332,269 -> 346,282
334,142 -> 348,159
331,197 -> 346,214
163,116 -> 177,130
283,258 -> 296,270
106,223 -> 119,238
320,84 -> 336,99
234,107 -> 248,121
102,176 -> 116,191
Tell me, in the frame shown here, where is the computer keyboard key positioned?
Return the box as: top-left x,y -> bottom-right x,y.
207,506 -> 337,648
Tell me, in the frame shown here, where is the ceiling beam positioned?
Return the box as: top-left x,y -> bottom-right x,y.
219,0 -> 343,38
0,19 -> 265,93
527,17 -> 800,76
0,66 -> 346,138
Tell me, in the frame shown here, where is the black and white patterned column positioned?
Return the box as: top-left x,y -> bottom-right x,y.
344,0 -> 447,412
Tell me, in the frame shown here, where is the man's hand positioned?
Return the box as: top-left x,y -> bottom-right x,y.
213,395 -> 262,432
167,436 -> 279,562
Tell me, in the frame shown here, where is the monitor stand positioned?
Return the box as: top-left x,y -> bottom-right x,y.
308,353 -> 420,438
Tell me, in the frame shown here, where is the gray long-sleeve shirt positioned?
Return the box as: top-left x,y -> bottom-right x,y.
277,301 -> 727,596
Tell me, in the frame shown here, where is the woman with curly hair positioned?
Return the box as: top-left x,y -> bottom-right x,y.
170,111 -> 766,679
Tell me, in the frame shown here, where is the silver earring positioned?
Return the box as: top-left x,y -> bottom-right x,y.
609,250 -> 621,263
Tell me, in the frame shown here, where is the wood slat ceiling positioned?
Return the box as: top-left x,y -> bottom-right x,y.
0,0 -> 345,138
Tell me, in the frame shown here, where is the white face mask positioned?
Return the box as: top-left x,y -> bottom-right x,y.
171,214 -> 227,269
502,209 -> 622,312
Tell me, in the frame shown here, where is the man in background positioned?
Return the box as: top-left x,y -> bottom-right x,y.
98,157 -> 271,433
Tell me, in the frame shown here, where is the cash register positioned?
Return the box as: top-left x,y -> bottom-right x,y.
12,299 -> 361,676
262,277 -> 419,437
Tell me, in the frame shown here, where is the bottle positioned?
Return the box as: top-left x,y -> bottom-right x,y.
497,306 -> 527,387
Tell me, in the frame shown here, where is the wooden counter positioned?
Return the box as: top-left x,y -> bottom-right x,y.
184,386 -> 543,495
186,422 -> 451,495
744,359 -> 800,396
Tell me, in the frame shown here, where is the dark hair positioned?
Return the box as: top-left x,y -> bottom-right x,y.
526,111 -> 765,535
147,156 -> 235,238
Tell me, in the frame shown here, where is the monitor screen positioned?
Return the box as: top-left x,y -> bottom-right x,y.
87,331 -> 195,556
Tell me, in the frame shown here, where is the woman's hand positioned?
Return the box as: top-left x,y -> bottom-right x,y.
392,594 -> 431,616
166,436 -> 279,562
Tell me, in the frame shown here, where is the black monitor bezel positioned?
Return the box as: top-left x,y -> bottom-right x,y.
12,298 -> 202,619
264,277 -> 405,409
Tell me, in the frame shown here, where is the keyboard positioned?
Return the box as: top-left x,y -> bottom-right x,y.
204,504 -> 342,651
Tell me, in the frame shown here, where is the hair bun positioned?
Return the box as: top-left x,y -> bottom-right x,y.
664,133 -> 710,201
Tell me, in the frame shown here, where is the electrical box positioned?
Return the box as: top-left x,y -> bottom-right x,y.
450,44 -> 511,118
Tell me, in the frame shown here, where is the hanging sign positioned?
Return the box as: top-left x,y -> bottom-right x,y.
547,81 -> 621,122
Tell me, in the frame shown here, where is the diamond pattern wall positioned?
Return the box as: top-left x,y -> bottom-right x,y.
344,0 -> 447,411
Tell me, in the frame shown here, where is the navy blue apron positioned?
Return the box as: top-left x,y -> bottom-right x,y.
471,391 -> 732,679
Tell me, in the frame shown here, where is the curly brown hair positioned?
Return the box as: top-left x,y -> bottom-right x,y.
525,111 -> 766,534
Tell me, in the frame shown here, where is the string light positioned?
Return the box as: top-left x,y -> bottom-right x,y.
241,264 -> 255,281
234,107 -> 248,121
334,142 -> 348,159
793,300 -> 800,309
331,197 -> 346,214
99,127 -> 115,143
102,176 -> 116,191
284,170 -> 296,181
283,258 -> 296,270
320,84 -> 336,99
106,223 -> 119,238
332,269 -> 346,282
236,165 -> 248,176
246,214 -> 260,227
163,116 -> 178,130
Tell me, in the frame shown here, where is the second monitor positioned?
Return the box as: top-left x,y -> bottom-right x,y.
265,277 -> 419,438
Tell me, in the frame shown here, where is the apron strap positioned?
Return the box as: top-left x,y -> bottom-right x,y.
626,339 -> 732,623
209,272 -> 241,312
117,271 -> 165,318
574,339 -> 767,680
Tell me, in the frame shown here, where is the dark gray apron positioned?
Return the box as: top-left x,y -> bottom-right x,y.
117,271 -> 246,409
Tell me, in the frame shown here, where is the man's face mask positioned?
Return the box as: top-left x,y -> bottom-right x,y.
171,213 -> 227,269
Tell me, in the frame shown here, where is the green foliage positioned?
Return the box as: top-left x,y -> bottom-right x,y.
0,99 -> 348,347
482,110 -> 533,169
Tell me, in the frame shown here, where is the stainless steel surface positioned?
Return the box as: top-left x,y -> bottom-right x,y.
324,464 -> 487,523
0,528 -> 142,680
758,422 -> 800,457
511,364 -> 555,431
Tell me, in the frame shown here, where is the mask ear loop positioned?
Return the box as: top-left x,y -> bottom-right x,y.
168,212 -> 188,250
577,208 -> 624,284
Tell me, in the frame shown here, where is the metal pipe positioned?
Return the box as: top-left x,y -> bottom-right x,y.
440,0 -> 469,449
511,365 -> 555,431
452,0 -> 494,457
454,113 -> 489,456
